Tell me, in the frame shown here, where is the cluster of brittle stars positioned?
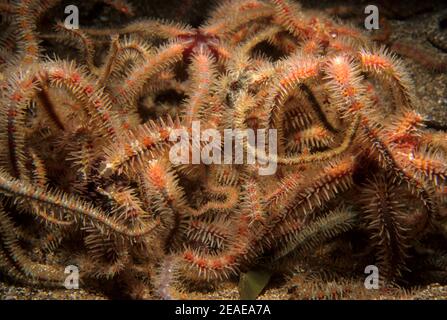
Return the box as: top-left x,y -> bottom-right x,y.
0,0 -> 446,299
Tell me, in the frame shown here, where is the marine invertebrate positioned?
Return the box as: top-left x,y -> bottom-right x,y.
0,0 -> 446,299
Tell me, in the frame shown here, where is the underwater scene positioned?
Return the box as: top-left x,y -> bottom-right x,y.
0,0 -> 446,300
